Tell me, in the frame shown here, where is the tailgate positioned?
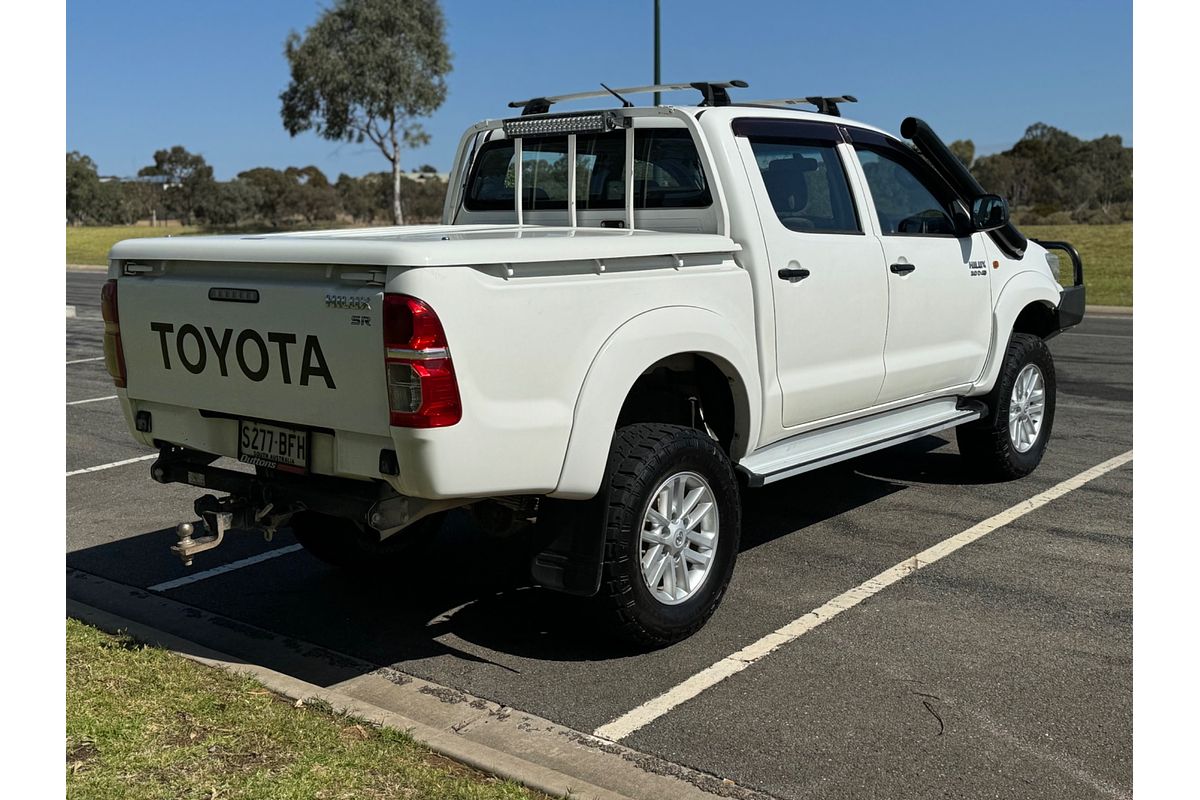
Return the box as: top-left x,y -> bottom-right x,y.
119,263 -> 389,437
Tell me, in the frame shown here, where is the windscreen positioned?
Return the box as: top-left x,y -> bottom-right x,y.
464,129 -> 712,212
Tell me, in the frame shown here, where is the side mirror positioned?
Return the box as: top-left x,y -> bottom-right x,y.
971,194 -> 1009,231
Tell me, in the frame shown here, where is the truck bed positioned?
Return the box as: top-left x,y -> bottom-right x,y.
107,223 -> 748,498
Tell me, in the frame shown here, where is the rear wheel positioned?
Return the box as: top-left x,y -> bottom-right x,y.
290,510 -> 443,569
596,423 -> 741,647
957,332 -> 1056,479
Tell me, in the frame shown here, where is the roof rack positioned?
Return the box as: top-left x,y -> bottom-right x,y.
508,80 -> 749,116
740,95 -> 858,117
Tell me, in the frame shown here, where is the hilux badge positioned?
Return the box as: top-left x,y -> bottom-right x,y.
325,294 -> 371,310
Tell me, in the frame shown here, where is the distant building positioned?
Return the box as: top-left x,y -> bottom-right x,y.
98,174 -> 181,188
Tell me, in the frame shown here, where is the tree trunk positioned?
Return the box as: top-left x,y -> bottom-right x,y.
392,156 -> 404,226
391,118 -> 405,227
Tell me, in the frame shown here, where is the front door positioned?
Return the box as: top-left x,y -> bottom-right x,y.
849,139 -> 993,404
735,119 -> 889,429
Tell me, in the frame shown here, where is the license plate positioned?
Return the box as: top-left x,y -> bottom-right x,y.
237,420 -> 309,473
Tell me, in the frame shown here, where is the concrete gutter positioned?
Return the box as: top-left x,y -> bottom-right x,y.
67,568 -> 773,800
67,263 -> 107,272
1085,305 -> 1133,317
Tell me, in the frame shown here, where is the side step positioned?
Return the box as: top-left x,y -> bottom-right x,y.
739,397 -> 985,487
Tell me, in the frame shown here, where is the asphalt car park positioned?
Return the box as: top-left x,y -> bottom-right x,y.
66,269 -> 1132,799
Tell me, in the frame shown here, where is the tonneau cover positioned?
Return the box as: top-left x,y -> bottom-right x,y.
109,224 -> 741,267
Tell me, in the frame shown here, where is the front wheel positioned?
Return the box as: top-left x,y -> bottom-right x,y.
596,423 -> 741,647
957,332 -> 1057,479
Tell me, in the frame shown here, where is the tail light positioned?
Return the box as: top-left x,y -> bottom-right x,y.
383,294 -> 461,428
100,279 -> 127,388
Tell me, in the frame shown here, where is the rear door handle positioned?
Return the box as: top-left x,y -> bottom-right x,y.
889,263 -> 916,275
778,267 -> 811,282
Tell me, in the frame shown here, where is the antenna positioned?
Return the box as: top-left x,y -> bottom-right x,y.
600,83 -> 634,108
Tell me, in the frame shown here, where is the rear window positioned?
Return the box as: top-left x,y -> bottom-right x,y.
464,129 -> 712,211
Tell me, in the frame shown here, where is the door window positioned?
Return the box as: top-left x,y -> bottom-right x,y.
747,139 -> 860,234
855,148 -> 956,236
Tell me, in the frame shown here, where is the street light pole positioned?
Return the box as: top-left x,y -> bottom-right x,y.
653,0 -> 661,105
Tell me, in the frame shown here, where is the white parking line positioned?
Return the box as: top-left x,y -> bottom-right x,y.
148,544 -> 305,592
593,449 -> 1135,742
66,356 -> 105,365
66,395 -> 117,406
66,453 -> 157,477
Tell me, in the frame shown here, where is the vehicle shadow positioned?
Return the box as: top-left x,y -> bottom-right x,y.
850,443 -> 995,486
67,434 -> 973,683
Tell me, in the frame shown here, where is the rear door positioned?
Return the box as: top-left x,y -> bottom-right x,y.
734,119 -> 889,428
847,132 -> 993,404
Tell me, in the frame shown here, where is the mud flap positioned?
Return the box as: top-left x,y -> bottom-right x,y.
529,497 -> 605,596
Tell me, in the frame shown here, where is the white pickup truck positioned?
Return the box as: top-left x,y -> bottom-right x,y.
103,82 -> 1085,645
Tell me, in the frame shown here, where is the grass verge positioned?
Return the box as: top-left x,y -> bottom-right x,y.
1024,222 -> 1132,307
67,225 -> 202,267
65,222 -> 365,266
66,618 -> 544,799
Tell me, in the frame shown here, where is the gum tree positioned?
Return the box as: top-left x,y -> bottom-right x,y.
280,0 -> 451,225
138,146 -> 215,225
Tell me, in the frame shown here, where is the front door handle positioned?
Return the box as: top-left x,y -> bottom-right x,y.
778,267 -> 811,282
889,262 -> 916,275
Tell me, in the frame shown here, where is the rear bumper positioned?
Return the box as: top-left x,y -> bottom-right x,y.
122,399 -> 398,487
150,445 -> 385,525
148,445 -> 464,535
122,398 -> 570,501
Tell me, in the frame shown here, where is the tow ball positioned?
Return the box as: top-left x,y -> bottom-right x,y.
171,494 -> 292,567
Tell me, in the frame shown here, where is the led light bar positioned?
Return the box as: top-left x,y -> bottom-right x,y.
502,111 -> 630,139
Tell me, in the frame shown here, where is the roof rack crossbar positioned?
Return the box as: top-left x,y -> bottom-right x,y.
508,80 -> 749,115
740,95 -> 858,117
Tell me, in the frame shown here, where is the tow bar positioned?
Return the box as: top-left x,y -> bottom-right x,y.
152,445 -> 461,567
171,493 -> 294,566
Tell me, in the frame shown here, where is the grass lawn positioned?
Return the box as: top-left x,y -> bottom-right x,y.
67,225 -> 203,267
66,619 -> 544,800
1024,222 -> 1132,307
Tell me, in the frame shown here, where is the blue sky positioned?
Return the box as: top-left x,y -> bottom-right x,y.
67,0 -> 1131,181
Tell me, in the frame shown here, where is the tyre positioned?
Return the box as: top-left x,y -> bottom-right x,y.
596,423 -> 741,647
290,510 -> 443,569
957,332 -> 1056,479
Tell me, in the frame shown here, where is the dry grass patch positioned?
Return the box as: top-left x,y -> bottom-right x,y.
66,619 -> 548,799
1024,222 -> 1132,307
